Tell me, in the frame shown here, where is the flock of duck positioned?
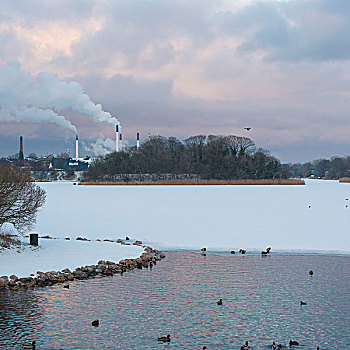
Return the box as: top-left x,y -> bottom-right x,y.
21,247 -> 319,349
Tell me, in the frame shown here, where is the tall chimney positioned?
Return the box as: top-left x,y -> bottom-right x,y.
136,132 -> 140,149
119,133 -> 122,149
115,125 -> 119,152
75,134 -> 79,159
19,136 -> 24,161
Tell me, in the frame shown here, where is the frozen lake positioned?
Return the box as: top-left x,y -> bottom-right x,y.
35,180 -> 350,253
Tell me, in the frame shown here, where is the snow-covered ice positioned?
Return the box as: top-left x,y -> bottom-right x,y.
0,238 -> 143,278
31,179 -> 349,253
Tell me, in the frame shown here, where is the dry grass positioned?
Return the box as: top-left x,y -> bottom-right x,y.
339,177 -> 350,183
80,179 -> 305,186
0,233 -> 21,249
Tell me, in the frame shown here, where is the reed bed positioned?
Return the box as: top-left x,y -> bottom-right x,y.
339,177 -> 350,183
80,179 -> 305,186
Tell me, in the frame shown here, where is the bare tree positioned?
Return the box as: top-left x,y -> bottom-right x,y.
0,166 -> 46,233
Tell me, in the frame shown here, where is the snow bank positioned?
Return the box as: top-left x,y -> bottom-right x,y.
32,180 -> 350,253
0,239 -> 143,278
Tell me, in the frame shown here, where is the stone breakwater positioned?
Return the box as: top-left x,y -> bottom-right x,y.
0,244 -> 165,291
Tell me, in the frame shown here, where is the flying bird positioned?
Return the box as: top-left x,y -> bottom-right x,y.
244,127 -> 251,131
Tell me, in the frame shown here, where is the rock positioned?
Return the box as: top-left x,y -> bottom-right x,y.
64,237 -> 70,240
28,279 -> 36,287
76,236 -> 90,241
160,252 -> 166,259
104,269 -> 113,276
117,239 -> 123,243
67,274 -> 74,281
106,260 -> 115,265
98,260 -> 106,265
230,251 -> 236,254
0,279 -> 7,288
41,235 -> 53,239
96,239 -> 101,242
58,276 -> 65,283
1,276 -> 9,282
19,277 -> 29,284
10,274 -> 18,281
10,285 -> 18,291
62,268 -> 71,274
125,236 -> 130,240
141,253 -> 152,261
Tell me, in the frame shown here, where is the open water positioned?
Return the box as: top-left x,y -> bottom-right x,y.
0,252 -> 349,349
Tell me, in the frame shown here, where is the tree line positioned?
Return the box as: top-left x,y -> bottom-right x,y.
285,156 -> 350,179
84,135 -> 282,181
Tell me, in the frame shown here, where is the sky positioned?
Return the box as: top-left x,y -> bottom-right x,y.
1,0 -> 350,163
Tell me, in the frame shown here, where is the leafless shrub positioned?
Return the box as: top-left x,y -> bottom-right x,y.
0,166 -> 46,235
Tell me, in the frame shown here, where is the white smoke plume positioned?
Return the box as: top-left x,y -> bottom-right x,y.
83,134 -> 128,156
0,60 -> 119,132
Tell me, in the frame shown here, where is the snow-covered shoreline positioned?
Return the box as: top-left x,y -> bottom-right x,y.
0,237 -> 144,278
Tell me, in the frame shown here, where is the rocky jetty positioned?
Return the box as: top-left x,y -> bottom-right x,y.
0,241 -> 164,291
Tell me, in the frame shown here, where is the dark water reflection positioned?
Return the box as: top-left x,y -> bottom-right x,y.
0,253 -> 349,349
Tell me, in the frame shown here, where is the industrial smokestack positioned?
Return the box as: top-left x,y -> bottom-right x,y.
115,125 -> 119,152
75,134 -> 79,159
119,133 -> 122,149
19,136 -> 24,161
136,132 -> 140,149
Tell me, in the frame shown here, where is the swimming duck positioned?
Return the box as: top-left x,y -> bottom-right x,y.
22,341 -> 36,349
309,270 -> 313,275
63,284 -> 69,289
300,301 -> 307,305
239,249 -> 246,254
217,298 -> 223,305
201,247 -> 207,252
91,319 -> 99,327
157,334 -> 170,342
271,341 -> 277,349
241,341 -> 250,350
289,340 -> 299,347
277,345 -> 286,350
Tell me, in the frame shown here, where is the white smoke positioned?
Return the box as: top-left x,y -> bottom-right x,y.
83,134 -> 129,156
83,135 -> 115,156
0,60 -> 119,132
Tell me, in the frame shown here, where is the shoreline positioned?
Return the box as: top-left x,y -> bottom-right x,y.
79,179 -> 305,186
0,236 -> 165,291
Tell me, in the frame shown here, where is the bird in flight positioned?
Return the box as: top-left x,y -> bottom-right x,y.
244,127 -> 251,131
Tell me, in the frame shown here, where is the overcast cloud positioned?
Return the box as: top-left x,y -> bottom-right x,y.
1,0 -> 350,162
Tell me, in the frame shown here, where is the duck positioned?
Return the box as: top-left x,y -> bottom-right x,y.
271,341 -> 277,349
277,345 -> 286,350
217,298 -> 223,305
22,341 -> 36,349
309,270 -> 314,276
239,249 -> 246,254
230,250 -> 236,254
202,347 -> 207,350
91,319 -> 99,327
63,284 -> 69,289
300,301 -> 307,305
241,341 -> 250,350
157,334 -> 170,342
289,339 -> 299,347
201,247 -> 207,252
261,250 -> 268,255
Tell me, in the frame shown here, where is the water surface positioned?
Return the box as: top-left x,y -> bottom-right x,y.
0,252 -> 349,349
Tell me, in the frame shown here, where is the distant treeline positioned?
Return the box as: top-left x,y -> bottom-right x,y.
84,135 -> 282,181
285,156 -> 350,179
